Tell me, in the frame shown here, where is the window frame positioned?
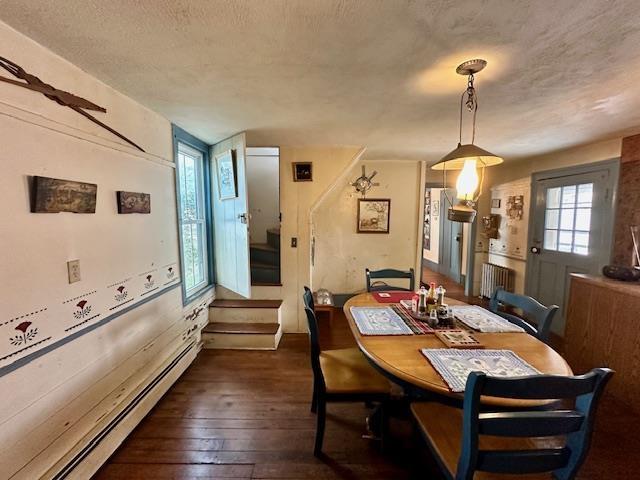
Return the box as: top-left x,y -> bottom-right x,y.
172,125 -> 215,305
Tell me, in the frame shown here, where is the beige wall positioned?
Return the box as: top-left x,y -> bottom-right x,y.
312,160 -> 421,293
0,21 -> 209,479
477,137 -> 623,295
281,146 -> 363,331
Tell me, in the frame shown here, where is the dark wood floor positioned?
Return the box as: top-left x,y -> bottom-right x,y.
94,311 -> 640,479
421,264 -> 487,307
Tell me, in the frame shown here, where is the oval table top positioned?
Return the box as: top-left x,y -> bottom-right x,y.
343,293 -> 573,407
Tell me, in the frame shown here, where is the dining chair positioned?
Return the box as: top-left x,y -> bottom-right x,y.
365,267 -> 415,292
489,286 -> 558,343
303,287 -> 391,456
411,368 -> 613,480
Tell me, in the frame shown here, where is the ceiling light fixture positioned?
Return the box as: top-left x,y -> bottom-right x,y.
431,59 -> 503,223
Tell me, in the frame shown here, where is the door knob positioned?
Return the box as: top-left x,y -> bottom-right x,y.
530,246 -> 540,254
238,213 -> 248,224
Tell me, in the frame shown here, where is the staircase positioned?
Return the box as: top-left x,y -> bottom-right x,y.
202,299 -> 283,350
250,227 -> 280,285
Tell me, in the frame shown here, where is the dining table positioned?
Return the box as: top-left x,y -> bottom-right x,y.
343,292 -> 573,408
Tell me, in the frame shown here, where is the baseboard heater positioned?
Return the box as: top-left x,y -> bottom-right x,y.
480,263 -> 514,298
52,341 -> 195,480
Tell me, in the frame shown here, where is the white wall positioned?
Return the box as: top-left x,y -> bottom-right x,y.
0,21 -> 210,479
488,177 -> 531,294
423,187 -> 442,265
312,160 -> 421,293
246,149 -> 280,244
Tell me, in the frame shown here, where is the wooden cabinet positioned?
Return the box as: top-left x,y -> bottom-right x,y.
565,274 -> 640,413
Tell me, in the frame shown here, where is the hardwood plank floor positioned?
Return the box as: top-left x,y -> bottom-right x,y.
94,311 -> 640,479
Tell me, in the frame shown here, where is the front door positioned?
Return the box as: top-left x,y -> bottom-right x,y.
527,161 -> 618,335
439,189 -> 463,283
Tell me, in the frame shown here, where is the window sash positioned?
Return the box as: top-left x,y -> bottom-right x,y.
177,141 -> 209,296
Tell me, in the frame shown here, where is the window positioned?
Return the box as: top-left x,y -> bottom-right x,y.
543,183 -> 593,255
173,126 -> 213,302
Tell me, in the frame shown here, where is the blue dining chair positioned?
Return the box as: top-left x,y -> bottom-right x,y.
302,287 -> 390,456
489,286 -> 558,343
365,268 -> 415,292
411,368 -> 613,480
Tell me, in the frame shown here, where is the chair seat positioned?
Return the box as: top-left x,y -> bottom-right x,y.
319,348 -> 390,394
411,402 -> 563,480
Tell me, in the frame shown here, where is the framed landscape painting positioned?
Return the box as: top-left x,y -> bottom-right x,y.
32,176 -> 97,213
357,198 -> 391,233
215,149 -> 237,200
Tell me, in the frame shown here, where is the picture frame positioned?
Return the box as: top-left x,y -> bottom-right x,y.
215,149 -> 237,200
357,198 -> 391,234
491,198 -> 501,209
31,176 -> 97,213
117,191 -> 151,214
292,162 -> 313,182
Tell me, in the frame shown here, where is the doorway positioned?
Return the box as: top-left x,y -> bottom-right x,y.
421,186 -> 464,288
526,159 -> 619,335
246,147 -> 281,285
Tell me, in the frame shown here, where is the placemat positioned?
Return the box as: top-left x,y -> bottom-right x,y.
451,305 -> 525,333
421,348 -> 540,392
350,306 -> 413,335
372,291 -> 415,303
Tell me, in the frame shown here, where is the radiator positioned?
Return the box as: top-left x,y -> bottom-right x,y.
481,263 -> 514,298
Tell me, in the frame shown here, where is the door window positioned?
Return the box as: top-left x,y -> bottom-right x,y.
543,183 -> 593,255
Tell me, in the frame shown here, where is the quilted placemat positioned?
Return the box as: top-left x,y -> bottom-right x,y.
421,348 -> 540,392
450,305 -> 525,333
350,306 -> 413,335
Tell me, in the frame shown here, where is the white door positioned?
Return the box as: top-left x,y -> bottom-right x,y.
211,133 -> 252,298
527,161 -> 618,335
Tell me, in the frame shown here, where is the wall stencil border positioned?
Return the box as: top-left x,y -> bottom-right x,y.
0,282 -> 181,378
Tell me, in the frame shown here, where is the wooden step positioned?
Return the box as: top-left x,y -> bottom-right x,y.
203,322 -> 279,335
267,228 -> 280,250
201,322 -> 283,350
210,299 -> 282,309
250,243 -> 278,252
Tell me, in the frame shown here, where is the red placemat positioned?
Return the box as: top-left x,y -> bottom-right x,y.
372,291 -> 415,303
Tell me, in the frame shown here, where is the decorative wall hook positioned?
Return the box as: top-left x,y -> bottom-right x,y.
0,55 -> 145,152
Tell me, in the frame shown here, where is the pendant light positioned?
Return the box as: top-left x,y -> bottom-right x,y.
431,59 -> 503,223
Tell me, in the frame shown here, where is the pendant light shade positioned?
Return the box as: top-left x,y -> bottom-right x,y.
431,143 -> 503,171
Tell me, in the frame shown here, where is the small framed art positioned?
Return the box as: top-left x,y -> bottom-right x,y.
357,198 -> 391,234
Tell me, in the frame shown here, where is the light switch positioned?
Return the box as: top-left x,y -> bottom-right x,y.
67,259 -> 81,283
291,237 -> 297,248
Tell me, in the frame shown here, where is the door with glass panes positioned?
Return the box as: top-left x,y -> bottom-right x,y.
527,162 -> 618,335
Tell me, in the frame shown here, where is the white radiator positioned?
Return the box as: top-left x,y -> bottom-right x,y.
481,263 -> 514,298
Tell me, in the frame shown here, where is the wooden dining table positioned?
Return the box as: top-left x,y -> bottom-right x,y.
344,293 -> 573,407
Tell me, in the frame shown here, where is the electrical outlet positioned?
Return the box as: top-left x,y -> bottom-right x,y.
67,259 -> 81,283
291,237 -> 297,248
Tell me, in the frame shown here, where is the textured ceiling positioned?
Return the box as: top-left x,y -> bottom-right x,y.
2,0 -> 640,161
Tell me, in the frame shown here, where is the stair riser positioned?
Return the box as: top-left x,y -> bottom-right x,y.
209,307 -> 280,324
202,328 -> 282,350
267,230 -> 280,250
251,267 -> 280,284
250,248 -> 280,266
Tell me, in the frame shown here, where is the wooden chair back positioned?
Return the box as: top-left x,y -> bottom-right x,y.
303,287 -> 324,387
489,286 -> 558,343
366,268 -> 415,292
457,368 -> 614,480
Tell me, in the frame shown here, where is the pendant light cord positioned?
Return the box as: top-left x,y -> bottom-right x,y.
459,73 -> 478,145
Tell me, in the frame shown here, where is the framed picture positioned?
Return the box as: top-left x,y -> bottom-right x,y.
117,191 -> 151,214
31,176 -> 97,213
292,162 -> 313,182
491,198 -> 501,209
357,198 -> 391,234
215,150 -> 237,200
